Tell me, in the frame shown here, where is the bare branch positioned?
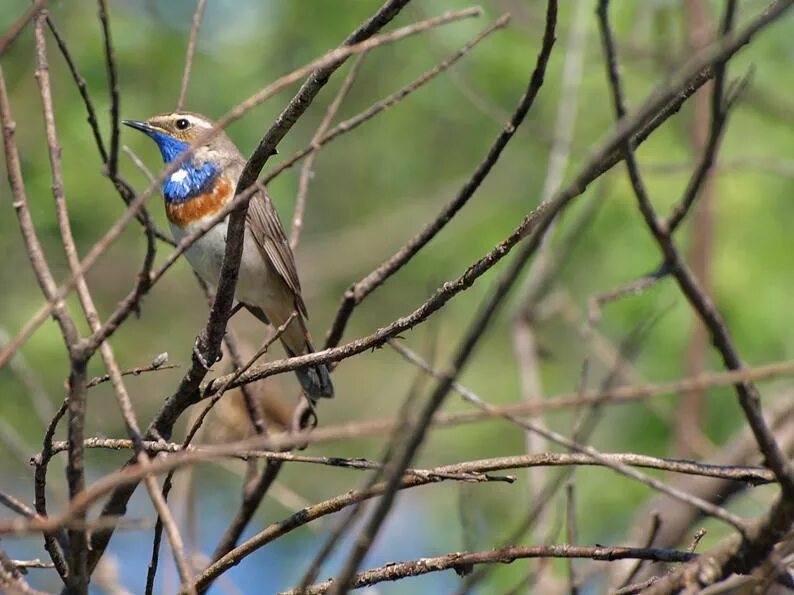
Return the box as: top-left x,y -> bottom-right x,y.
391,341 -> 745,530
0,548 -> 48,595
266,13 -> 511,189
291,52 -> 366,250
282,545 -> 697,595
177,0 -> 207,111
97,0 -> 120,177
33,399 -> 69,581
614,512 -> 662,590
35,438 -> 776,486
86,355 -> 176,388
0,65 -> 80,351
0,0 -> 48,56
665,0 -> 738,232
324,9 -> 548,349
0,491 -> 37,520
597,0 -> 794,494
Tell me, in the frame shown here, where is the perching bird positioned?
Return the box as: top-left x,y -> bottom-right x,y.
123,112 -> 333,400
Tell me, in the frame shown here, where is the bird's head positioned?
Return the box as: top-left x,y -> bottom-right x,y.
122,111 -> 230,163
123,112 -> 240,203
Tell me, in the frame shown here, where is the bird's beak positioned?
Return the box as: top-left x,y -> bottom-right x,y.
122,119 -> 157,135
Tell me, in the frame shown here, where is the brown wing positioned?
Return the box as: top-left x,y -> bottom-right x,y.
246,184 -> 308,318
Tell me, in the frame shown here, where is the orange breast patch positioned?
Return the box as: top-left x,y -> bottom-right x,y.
166,176 -> 233,227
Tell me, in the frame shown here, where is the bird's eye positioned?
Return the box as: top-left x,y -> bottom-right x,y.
175,118 -> 190,130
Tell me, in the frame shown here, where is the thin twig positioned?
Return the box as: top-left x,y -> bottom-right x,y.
46,15 -> 171,243
205,316 -> 299,566
0,515 -> 151,536
194,313 -> 296,450
179,353 -> 794,453
146,316 -> 295,594
142,469 -> 197,595
44,15 -> 107,163
4,48 -> 85,589
291,52 -> 367,250
123,144 -> 154,181
32,399 -> 69,581
86,356 -> 176,388
0,548 -> 48,595
0,67 -> 80,354
390,340 -> 746,531
177,0 -> 206,110
323,9 -> 545,349
615,512 -> 662,590
10,559 -> 55,570
672,1 -> 738,458
266,14 -> 511,191
0,491 -> 36,519
566,484 -> 579,595
97,0 -> 120,177
195,445 -> 757,591
293,337 -> 442,592
587,265 -> 669,328
512,3 -> 589,545
664,1 -> 738,233
35,17 -> 193,591
0,0 -> 48,56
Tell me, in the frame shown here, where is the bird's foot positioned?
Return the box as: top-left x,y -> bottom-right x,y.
192,333 -> 221,371
291,398 -> 318,450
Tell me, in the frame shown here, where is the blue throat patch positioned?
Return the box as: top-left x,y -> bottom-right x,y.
147,131 -> 219,204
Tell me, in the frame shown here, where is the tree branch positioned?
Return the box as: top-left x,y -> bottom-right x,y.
283,545 -> 697,595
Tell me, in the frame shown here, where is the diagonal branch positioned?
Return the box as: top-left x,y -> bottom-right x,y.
97,0 -> 120,177
324,8 -> 550,348
0,0 -> 48,56
290,52 -> 367,250
176,0 -> 206,111
265,13 -> 511,190
596,0 -> 794,493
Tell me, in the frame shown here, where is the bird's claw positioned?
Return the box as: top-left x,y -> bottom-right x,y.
291,398 -> 318,450
192,334 -> 220,371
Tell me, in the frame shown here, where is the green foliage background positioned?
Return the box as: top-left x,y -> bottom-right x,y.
1,0 -> 793,592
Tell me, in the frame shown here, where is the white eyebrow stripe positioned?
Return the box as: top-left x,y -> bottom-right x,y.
184,115 -> 212,128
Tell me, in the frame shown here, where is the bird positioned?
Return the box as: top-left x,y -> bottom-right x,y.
123,112 -> 333,400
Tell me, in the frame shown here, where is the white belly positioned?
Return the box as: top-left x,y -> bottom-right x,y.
170,216 -> 275,307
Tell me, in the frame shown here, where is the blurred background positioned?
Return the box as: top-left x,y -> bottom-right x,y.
1,0 -> 793,592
